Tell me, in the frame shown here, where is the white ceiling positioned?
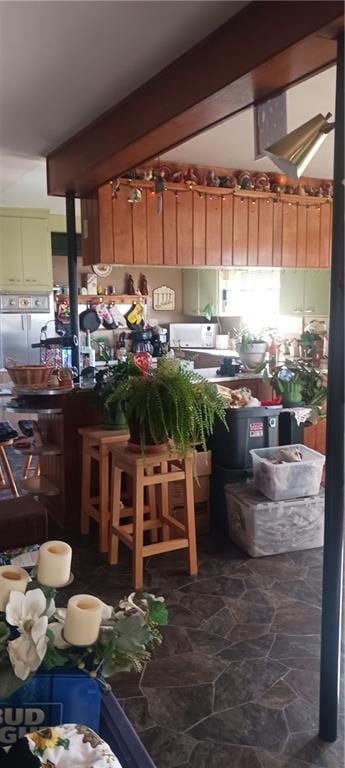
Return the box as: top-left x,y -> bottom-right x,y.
162,67 -> 336,179
0,1 -> 336,214
0,0 -> 247,212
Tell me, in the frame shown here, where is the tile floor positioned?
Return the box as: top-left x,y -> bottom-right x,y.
2,445 -> 344,768
62,534 -> 344,768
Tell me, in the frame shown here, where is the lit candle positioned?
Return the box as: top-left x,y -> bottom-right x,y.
36,541 -> 72,588
0,566 -> 30,611
63,594 -> 103,646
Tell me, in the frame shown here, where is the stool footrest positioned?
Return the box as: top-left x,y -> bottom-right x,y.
144,471 -> 185,486
143,539 -> 189,556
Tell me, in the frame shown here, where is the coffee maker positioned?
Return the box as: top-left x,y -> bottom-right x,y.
130,329 -> 153,354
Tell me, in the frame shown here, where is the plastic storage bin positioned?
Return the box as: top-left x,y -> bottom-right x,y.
225,483 -> 324,557
211,463 -> 252,530
250,443 -> 325,501
208,406 -> 281,469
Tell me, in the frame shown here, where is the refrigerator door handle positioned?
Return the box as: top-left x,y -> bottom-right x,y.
21,315 -> 25,331
27,314 -> 31,331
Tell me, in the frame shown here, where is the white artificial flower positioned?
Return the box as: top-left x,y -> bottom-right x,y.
48,621 -> 69,649
6,589 -> 52,681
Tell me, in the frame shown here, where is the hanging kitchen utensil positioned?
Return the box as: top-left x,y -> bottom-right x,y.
79,306 -> 101,333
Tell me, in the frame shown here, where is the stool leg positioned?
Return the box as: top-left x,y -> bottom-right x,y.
160,461 -> 170,541
184,456 -> 198,576
0,463 -> 6,488
0,445 -> 19,497
98,445 -> 109,553
34,458 -> 41,478
22,455 -> 32,480
133,467 -> 144,590
146,466 -> 158,544
109,464 -> 122,565
81,448 -> 92,535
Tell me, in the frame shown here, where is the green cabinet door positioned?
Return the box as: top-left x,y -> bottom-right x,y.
279,269 -> 305,315
182,269 -> 200,315
198,269 -> 219,316
304,269 -> 330,316
0,217 -> 23,289
22,218 -> 53,289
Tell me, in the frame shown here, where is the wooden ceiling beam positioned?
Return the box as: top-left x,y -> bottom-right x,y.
47,1 -> 344,196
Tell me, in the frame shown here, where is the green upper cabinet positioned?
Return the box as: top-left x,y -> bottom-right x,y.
304,269 -> 330,316
280,269 -> 331,316
0,210 -> 53,292
0,217 -> 23,288
22,218 -> 52,289
182,269 -> 219,316
279,270 -> 305,315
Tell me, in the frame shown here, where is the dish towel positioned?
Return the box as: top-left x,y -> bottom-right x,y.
24,724 -> 122,767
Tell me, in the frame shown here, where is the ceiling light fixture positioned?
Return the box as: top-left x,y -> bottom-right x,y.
263,112 -> 334,178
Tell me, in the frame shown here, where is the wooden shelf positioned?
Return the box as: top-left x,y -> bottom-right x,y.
77,294 -> 148,304
20,476 -> 60,496
14,443 -> 61,457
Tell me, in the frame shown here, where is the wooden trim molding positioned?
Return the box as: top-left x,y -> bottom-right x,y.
47,1 -> 344,197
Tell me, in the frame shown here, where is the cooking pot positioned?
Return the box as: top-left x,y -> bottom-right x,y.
79,307 -> 100,333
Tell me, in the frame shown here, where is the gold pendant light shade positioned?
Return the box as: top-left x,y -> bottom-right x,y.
263,112 -> 334,178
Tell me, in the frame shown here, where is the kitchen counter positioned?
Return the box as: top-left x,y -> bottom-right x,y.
197,367 -> 264,384
177,347 -> 239,357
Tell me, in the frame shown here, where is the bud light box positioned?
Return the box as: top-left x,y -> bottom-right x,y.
0,671 -> 101,747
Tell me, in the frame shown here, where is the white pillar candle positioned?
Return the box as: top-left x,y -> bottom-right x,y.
0,566 -> 30,611
63,594 -> 103,646
36,541 -> 72,588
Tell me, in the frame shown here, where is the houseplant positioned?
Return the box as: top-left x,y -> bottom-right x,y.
258,359 -> 327,409
106,357 -> 227,453
232,326 -> 268,369
0,580 -> 167,698
93,358 -> 141,429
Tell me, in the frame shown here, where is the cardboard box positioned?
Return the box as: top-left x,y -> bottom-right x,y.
168,450 -> 211,535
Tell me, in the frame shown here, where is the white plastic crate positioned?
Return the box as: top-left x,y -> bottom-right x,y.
250,444 -> 325,501
225,482 -> 324,557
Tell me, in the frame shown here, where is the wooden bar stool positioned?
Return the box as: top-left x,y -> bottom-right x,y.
79,426 -> 129,553
108,443 -> 198,589
0,440 -> 19,497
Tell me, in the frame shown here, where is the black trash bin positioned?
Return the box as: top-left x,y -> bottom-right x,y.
211,463 -> 252,531
208,406 -> 282,470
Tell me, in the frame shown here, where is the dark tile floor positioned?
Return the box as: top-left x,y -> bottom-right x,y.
2,447 -> 344,768
64,533 -> 344,768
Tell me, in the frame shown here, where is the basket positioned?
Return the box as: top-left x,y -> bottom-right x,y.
250,443 -> 325,501
6,364 -> 51,388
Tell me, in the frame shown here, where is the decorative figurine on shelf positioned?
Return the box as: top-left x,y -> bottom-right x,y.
128,186 -> 142,203
207,170 -> 220,187
184,167 -> 198,186
143,168 -> 153,181
139,274 -> 148,295
169,169 -> 184,183
298,183 -> 306,195
239,171 -> 254,190
126,274 -> 136,295
254,172 -> 270,191
153,171 -> 167,214
111,177 -> 120,199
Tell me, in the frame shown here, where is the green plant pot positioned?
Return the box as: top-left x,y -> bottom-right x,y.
102,404 -> 128,431
275,381 -> 304,408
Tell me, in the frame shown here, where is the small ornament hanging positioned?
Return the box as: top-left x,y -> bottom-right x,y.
128,186 -> 142,204
111,178 -> 120,199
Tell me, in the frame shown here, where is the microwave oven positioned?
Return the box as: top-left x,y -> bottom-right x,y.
169,323 -> 218,348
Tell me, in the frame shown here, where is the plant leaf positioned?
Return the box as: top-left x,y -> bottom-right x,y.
0,621 -> 10,645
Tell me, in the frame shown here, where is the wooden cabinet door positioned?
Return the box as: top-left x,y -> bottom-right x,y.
257,198 -> 273,266
221,194 -> 233,265
113,184 -> 133,264
206,195 -> 221,266
147,191 -> 163,264
0,216 -> 23,288
133,188 -> 148,264
319,202 -> 332,267
177,192 -> 193,265
81,195 -> 100,266
247,199 -> 258,266
296,204 -> 307,267
272,200 -> 283,266
233,197 -> 248,265
98,183 -> 114,263
193,192 -> 206,266
304,269 -> 330,316
279,269 -> 305,315
162,190 -> 177,265
306,204 -> 321,267
22,218 -> 52,289
281,201 -> 298,267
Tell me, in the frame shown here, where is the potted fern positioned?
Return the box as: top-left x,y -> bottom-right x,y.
107,358 -> 227,453
93,358 -> 141,429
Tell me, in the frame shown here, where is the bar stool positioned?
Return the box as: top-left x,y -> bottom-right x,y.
0,439 -> 19,497
108,443 -> 198,590
79,426 -> 129,553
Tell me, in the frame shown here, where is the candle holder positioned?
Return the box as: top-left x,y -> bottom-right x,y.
31,569 -> 75,589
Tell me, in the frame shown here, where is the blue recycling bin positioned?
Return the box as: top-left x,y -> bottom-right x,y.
0,670 -> 101,747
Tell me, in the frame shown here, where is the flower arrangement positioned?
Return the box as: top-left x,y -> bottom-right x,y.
0,581 -> 167,699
